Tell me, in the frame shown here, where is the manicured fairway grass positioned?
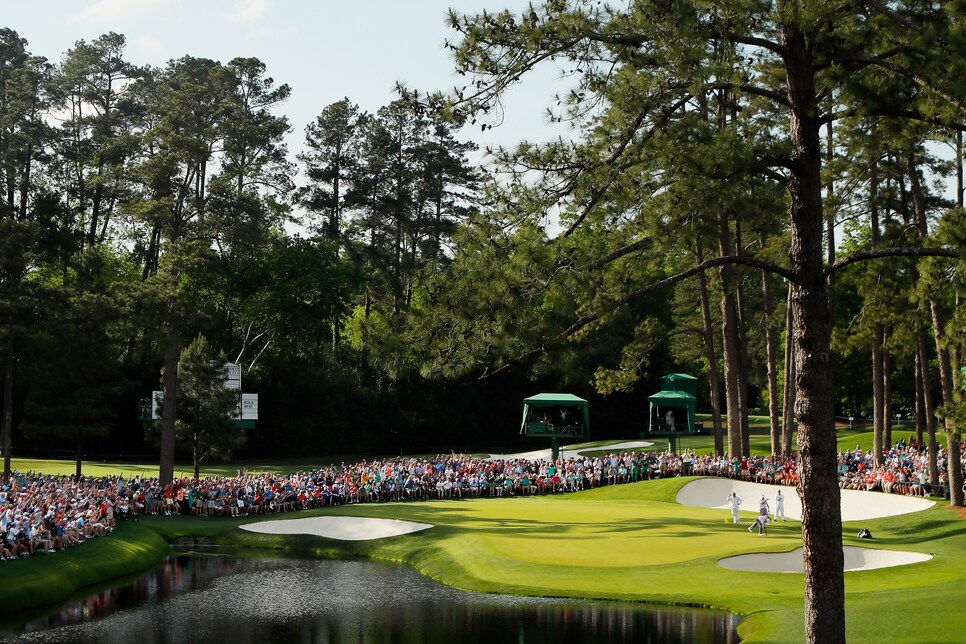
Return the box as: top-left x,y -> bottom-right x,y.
4,475 -> 962,644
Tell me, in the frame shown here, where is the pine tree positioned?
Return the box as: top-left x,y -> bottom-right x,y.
172,335 -> 242,481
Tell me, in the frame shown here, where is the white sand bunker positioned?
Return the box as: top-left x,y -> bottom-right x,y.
676,478 -> 934,521
719,546 -> 932,573
240,516 -> 433,541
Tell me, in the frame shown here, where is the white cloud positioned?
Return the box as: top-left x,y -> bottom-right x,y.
134,34 -> 163,55
70,0 -> 168,24
228,0 -> 268,22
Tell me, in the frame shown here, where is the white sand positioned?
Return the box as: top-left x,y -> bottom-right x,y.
718,546 -> 932,573
240,516 -> 433,541
675,478 -> 934,522
486,440 -> 654,461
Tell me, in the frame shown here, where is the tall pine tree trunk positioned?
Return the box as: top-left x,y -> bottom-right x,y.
719,275 -> 742,457
930,301 -> 963,506
872,326 -> 885,465
761,260 -> 781,455
957,130 -> 963,210
782,282 -> 796,456
915,350 -> 925,445
75,435 -> 83,479
825,119 -> 836,321
160,302 -> 180,487
2,325 -> 13,477
696,243 -> 724,454
917,333 -> 939,485
734,221 -> 751,456
907,154 -> 949,493
870,157 -> 885,466
735,263 -> 751,455
782,15 -> 845,642
718,212 -> 742,457
883,339 -> 893,450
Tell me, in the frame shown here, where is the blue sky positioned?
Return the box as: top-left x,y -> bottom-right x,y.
5,0 -> 567,163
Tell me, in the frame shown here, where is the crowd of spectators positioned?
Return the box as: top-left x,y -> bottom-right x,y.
837,438 -> 948,496
3,436 -> 964,562
1,474 -> 115,560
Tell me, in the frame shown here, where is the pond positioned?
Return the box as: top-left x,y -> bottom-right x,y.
1,553 -> 740,643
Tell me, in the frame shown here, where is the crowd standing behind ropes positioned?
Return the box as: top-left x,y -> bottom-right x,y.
2,437 -> 964,562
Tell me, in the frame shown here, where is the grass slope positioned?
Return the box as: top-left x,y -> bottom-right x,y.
0,522 -> 169,612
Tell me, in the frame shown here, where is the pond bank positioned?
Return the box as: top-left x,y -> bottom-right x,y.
0,523 -> 170,613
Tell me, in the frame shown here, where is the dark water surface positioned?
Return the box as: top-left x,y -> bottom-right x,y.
1,554 -> 739,643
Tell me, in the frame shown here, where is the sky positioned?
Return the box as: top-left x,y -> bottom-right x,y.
4,0 -> 568,166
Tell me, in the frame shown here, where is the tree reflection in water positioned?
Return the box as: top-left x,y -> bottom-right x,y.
3,555 -> 740,643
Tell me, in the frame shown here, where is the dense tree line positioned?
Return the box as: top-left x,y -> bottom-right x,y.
0,29 -> 521,480
0,6 -> 963,642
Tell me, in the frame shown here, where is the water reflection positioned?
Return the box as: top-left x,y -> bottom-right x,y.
2,555 -> 739,643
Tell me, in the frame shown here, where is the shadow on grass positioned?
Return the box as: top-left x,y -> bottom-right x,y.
142,497 -> 809,546
870,519 -> 966,542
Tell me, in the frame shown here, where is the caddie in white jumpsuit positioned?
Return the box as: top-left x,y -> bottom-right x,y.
728,492 -> 742,523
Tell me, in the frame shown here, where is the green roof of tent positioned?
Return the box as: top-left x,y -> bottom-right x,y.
648,386 -> 696,433
521,393 -> 589,438
659,373 -> 698,398
523,393 -> 588,406
648,390 -> 696,402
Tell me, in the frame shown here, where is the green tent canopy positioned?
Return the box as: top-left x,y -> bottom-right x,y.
521,393 -> 590,439
659,373 -> 698,397
648,389 -> 696,434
